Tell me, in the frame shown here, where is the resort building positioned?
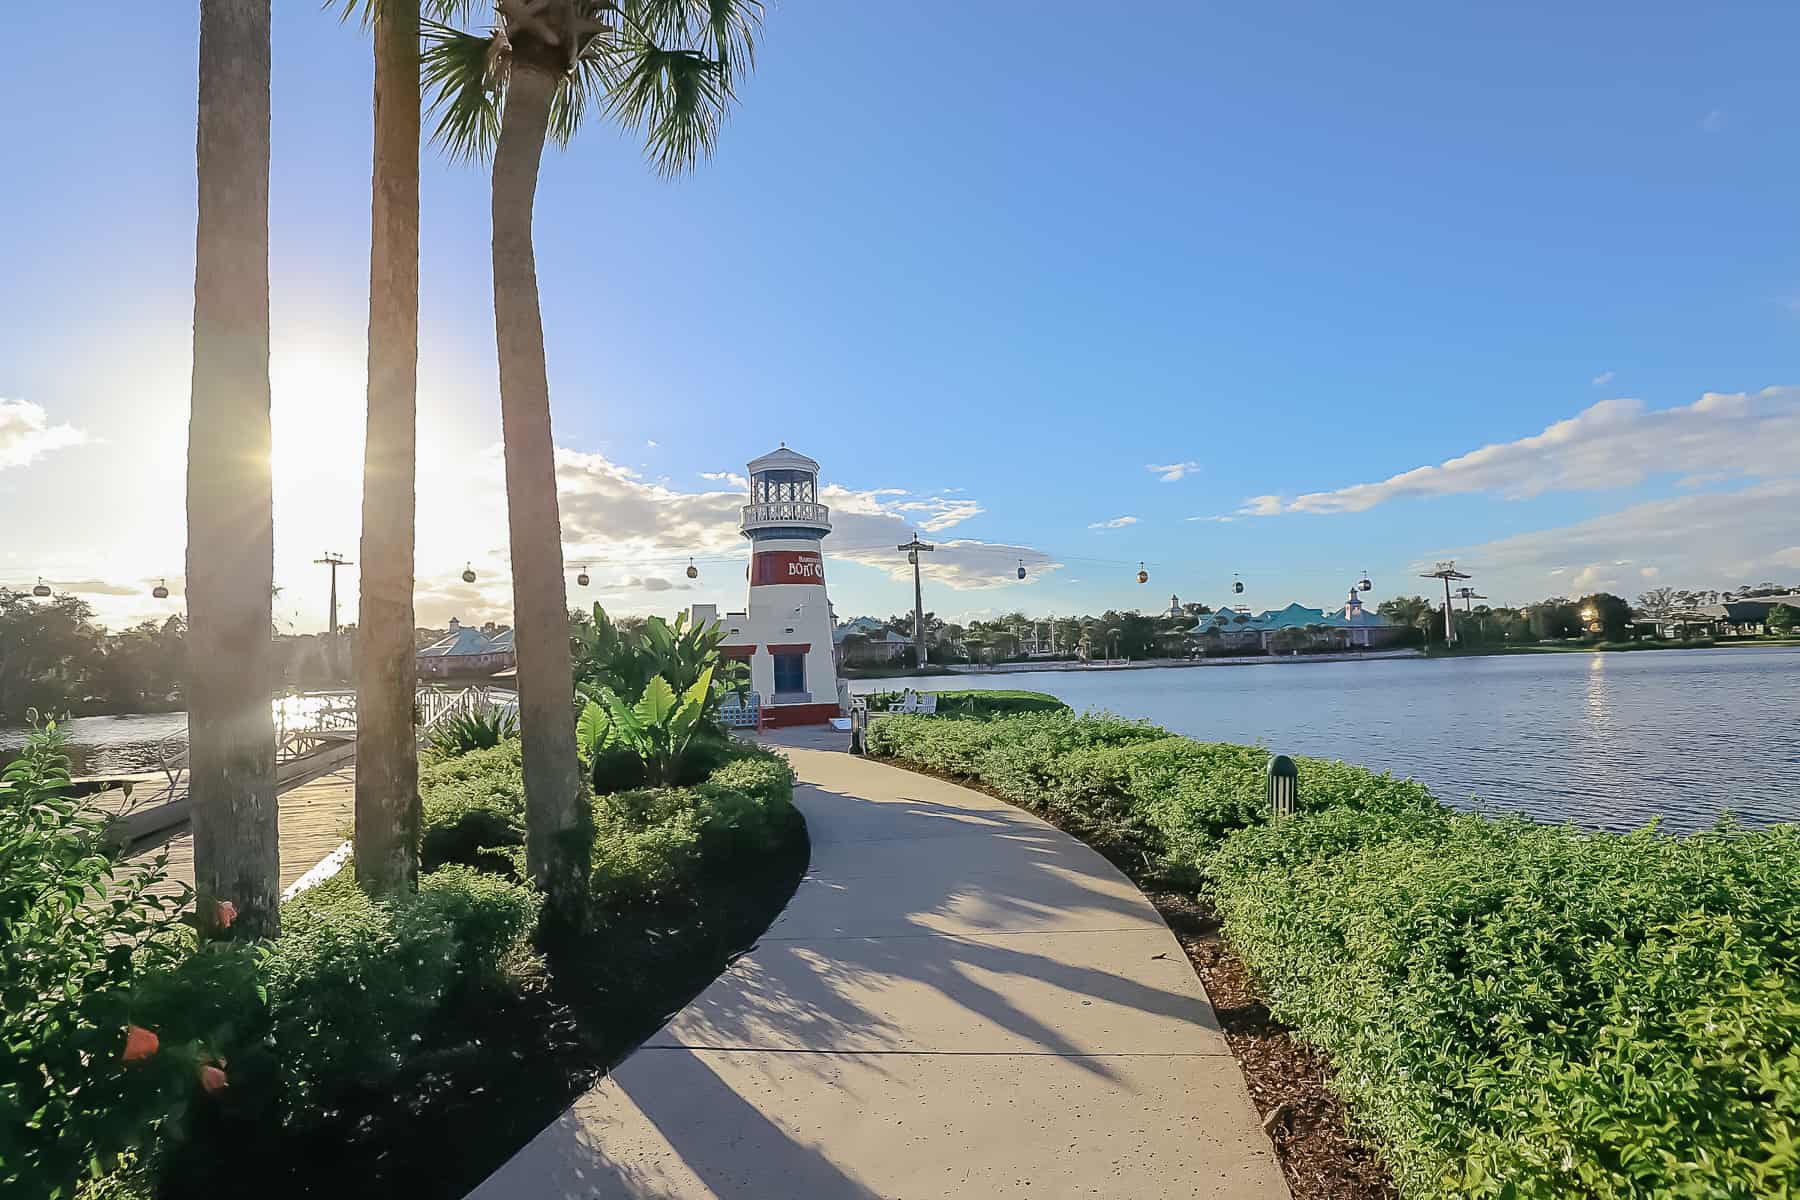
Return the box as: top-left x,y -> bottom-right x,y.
833,616 -> 912,665
689,446 -> 843,727
1662,594 -> 1800,638
415,618 -> 517,678
1186,592 -> 1401,653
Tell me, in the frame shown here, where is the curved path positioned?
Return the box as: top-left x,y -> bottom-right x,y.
470,728 -> 1288,1199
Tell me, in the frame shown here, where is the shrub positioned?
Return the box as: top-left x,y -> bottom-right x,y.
1214,813 -> 1800,1197
257,866 -> 539,1114
863,689 -> 1068,718
868,709 -> 1800,1198
588,738 -> 648,795
414,865 -> 542,990
588,747 -> 796,912
0,725 -> 227,1200
419,740 -> 527,874
426,702 -> 518,758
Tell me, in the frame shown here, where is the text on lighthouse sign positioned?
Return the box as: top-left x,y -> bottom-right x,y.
752,550 -> 826,587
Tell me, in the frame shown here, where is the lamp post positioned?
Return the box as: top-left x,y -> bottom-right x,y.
1267,754 -> 1298,819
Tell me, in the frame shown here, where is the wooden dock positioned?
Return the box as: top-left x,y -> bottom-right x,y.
133,765 -> 357,900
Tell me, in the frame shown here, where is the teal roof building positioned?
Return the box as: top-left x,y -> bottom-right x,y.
1187,594 -> 1396,649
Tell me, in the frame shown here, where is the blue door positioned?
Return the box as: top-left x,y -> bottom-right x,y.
772,652 -> 806,696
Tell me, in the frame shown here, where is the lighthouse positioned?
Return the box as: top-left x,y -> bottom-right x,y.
690,446 -> 842,727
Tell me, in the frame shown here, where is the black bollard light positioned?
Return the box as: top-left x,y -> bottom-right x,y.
1267,754 -> 1298,820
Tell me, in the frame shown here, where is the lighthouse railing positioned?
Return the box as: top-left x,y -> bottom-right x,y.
741,500 -> 831,531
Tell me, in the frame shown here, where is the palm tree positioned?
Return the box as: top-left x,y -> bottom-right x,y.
338,0 -> 423,893
188,0 -> 279,938
422,1 -> 761,927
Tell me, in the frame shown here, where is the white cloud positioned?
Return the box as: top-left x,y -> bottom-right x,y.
1088,515 -> 1138,530
699,470 -> 748,489
1434,479 -> 1800,602
1591,370 -> 1614,387
1237,495 -> 1285,517
1241,386 -> 1800,515
389,447 -> 1064,626
1700,108 -> 1727,133
646,439 -> 659,448
0,398 -> 86,470
1571,565 -> 1612,591
1186,514 -> 1235,524
1147,461 -> 1200,483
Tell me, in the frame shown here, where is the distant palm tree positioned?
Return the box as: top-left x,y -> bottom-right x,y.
187,0 -> 279,937
336,0 -> 423,894
421,1 -> 761,927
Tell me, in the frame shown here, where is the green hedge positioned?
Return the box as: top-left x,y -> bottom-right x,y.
590,748 -> 796,911
863,689 -> 1069,719
417,734 -> 798,917
867,711 -> 1800,1199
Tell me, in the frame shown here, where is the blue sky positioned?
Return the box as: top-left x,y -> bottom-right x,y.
1,2 -> 1796,632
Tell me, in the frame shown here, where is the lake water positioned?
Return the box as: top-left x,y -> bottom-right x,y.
855,647 -> 1800,834
0,693 -> 356,777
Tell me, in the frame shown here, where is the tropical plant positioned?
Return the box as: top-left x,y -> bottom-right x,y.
188,0 -> 280,938
578,667 -> 713,786
427,702 -> 521,757
333,0 -> 426,895
417,0 -> 762,930
0,725 -> 222,1199
1768,603 -> 1799,636
572,602 -> 744,717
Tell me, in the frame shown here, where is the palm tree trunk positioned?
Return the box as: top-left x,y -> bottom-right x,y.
355,0 -> 422,893
188,0 -> 278,938
491,56 -> 588,929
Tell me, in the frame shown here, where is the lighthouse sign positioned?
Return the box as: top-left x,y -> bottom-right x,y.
752,550 -> 826,587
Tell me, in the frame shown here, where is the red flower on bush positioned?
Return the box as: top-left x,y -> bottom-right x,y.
199,1062 -> 229,1093
122,1025 -> 160,1063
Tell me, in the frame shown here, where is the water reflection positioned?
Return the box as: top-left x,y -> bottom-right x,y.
0,692 -> 361,777
857,646 -> 1800,834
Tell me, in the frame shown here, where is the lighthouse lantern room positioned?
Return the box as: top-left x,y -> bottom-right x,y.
689,446 -> 842,727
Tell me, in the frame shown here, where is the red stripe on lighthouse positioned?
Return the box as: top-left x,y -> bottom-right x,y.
751,550 -> 825,586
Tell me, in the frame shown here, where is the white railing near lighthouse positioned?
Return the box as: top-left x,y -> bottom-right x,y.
740,500 -> 831,531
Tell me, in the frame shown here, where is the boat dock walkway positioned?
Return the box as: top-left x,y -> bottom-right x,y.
129,765 -> 356,901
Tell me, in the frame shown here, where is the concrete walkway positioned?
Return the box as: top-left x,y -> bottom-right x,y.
469,729 -> 1287,1199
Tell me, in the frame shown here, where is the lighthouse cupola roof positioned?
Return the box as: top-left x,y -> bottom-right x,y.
741,443 -> 831,539
747,445 -> 820,475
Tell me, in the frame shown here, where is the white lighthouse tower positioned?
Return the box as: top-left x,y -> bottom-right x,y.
691,446 -> 841,727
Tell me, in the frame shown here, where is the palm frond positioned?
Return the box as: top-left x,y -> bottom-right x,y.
422,0 -> 491,22
603,42 -> 727,175
421,19 -> 503,162
324,0 -> 380,30
631,0 -> 761,79
329,0 -> 471,30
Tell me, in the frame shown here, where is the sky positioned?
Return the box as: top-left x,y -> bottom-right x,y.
2,2 -> 1796,634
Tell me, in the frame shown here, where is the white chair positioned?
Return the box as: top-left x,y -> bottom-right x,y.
917,693 -> 938,715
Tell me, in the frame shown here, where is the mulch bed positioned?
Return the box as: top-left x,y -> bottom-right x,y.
872,755 -> 1397,1200
1144,888 -> 1396,1200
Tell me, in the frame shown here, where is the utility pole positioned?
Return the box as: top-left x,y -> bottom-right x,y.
314,552 -> 352,677
1418,561 -> 1471,646
898,533 -> 934,669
